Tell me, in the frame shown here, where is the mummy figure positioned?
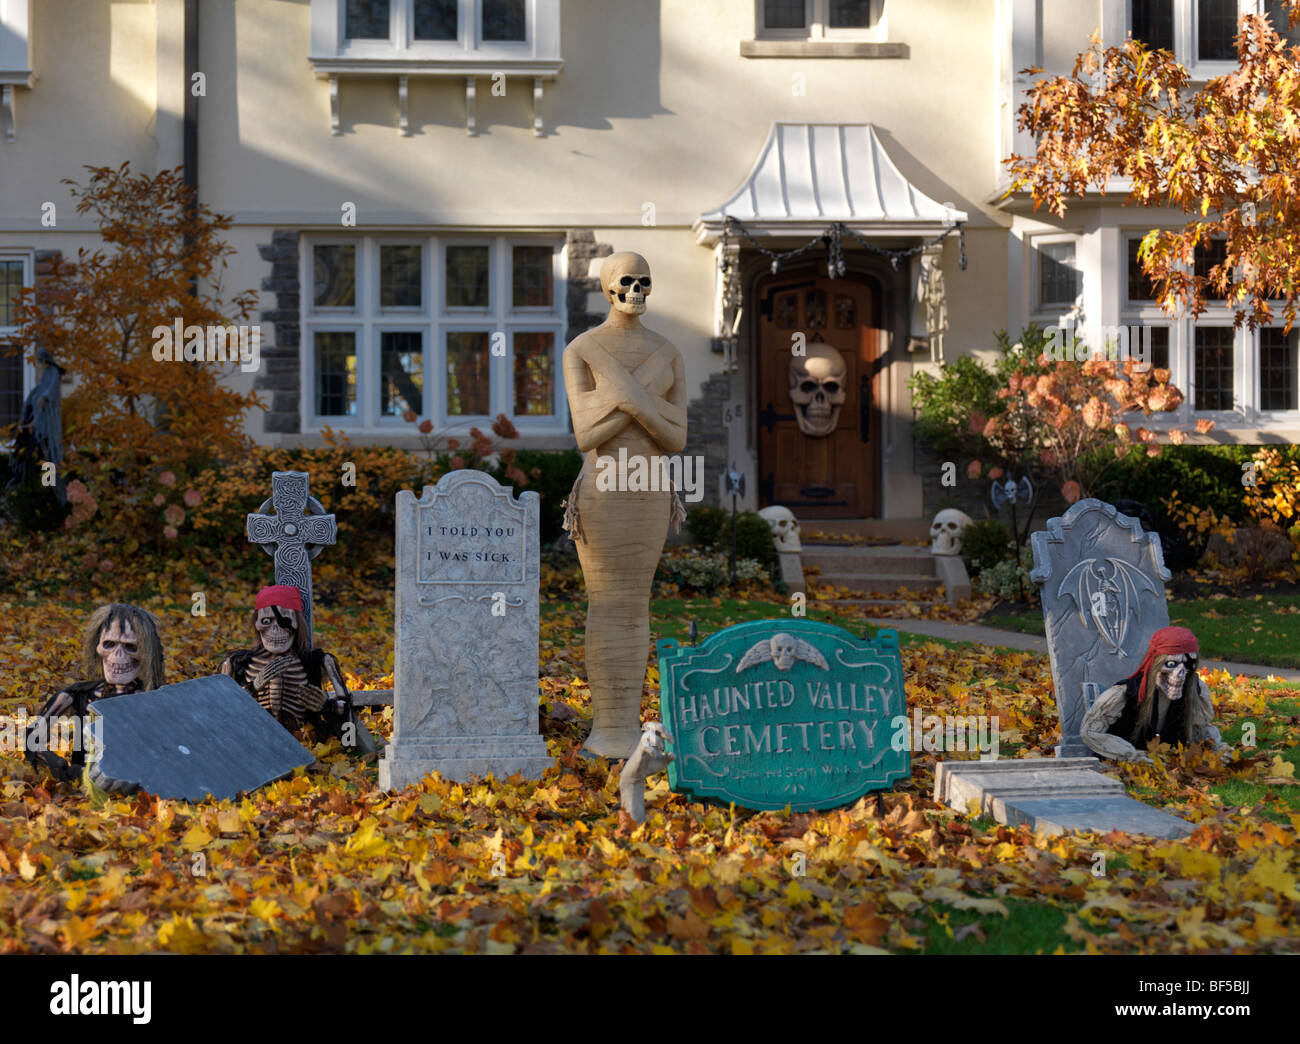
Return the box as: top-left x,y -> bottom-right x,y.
220,585 -> 376,753
25,604 -> 164,781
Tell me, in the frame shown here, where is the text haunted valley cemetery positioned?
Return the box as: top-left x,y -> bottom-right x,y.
674,678 -> 886,757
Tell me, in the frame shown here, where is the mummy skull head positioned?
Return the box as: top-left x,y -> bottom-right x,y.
930,509 -> 973,556
770,633 -> 797,671
97,620 -> 141,686
255,607 -> 298,654
600,252 -> 652,316
1156,654 -> 1190,701
788,344 -> 847,437
758,505 -> 802,552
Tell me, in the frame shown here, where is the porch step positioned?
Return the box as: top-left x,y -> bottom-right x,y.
809,571 -> 943,596
815,597 -> 917,611
801,545 -> 935,574
801,518 -> 931,541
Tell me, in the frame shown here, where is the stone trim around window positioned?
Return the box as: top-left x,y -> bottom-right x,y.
257,230 -> 302,435
740,40 -> 907,58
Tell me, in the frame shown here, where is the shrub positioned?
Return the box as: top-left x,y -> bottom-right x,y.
508,449 -> 583,545
962,519 -> 1014,575
655,549 -> 768,595
975,546 -> 1036,602
686,505 -> 778,572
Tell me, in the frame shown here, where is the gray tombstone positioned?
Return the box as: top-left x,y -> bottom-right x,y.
378,470 -> 553,788
1030,499 -> 1171,757
88,674 -> 313,801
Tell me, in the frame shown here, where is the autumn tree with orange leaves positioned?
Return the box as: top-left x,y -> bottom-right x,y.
13,163 -> 261,541
1006,1 -> 1300,330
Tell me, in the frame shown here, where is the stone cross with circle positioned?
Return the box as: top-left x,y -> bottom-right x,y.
246,471 -> 337,640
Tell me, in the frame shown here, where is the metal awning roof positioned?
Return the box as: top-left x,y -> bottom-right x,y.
694,122 -> 967,244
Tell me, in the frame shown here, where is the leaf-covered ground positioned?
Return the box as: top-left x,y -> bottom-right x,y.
1,590 -> 1297,954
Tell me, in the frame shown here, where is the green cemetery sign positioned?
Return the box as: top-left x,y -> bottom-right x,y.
657,620 -> 910,811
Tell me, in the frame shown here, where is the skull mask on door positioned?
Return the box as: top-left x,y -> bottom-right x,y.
788,343 -> 847,437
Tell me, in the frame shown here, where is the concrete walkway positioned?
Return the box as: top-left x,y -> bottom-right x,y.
862,617 -> 1300,681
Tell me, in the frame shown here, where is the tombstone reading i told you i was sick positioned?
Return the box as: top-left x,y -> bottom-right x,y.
379,470 -> 552,789
658,620 -> 909,811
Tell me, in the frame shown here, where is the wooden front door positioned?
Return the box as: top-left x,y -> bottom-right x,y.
757,274 -> 877,518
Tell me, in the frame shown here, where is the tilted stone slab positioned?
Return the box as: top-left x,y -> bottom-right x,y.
934,758 -> 1193,839
88,674 -> 314,801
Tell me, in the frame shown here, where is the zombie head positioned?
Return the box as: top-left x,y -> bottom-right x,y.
251,585 -> 311,656
1136,626 -> 1199,704
929,509 -> 973,556
758,505 -> 802,552
600,252 -> 652,316
788,343 -> 847,437
79,604 -> 164,690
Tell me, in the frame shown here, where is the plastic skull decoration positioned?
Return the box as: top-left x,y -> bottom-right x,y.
929,508 -> 973,556
255,606 -> 298,654
788,343 -> 847,437
97,619 -> 141,686
770,633 -> 798,671
600,252 -> 652,316
758,505 -> 802,552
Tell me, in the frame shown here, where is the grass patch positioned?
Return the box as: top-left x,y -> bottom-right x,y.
916,897 -> 1080,955
982,594 -> 1300,668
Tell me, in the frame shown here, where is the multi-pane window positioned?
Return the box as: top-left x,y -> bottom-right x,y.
343,0 -> 528,45
1194,239 -> 1229,300
0,258 -> 27,431
1131,0 -> 1175,51
1266,0 -> 1300,45
758,0 -> 881,35
304,236 -> 564,431
1197,0 -> 1238,60
1039,242 -> 1081,308
1127,237 -> 1159,301
1260,327 -> 1299,411
1194,326 -> 1235,411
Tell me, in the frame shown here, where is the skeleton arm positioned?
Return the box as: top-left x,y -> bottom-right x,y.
320,652 -> 352,712
25,690 -> 81,780
1080,684 -> 1153,765
1188,677 -> 1230,754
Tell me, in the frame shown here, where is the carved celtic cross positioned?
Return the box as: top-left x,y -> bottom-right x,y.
246,471 -> 337,640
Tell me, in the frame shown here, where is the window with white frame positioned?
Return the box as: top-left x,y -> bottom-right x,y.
1126,1 -> 1269,76
1123,235 -> 1172,372
756,0 -> 886,38
311,0 -> 561,64
1035,240 -> 1082,311
0,255 -> 31,434
302,235 -> 565,433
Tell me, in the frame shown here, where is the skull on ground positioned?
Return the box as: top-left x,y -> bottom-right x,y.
788,343 -> 847,437
930,509 -> 973,556
758,505 -> 802,552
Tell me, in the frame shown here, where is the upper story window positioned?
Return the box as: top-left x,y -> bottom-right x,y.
757,0 -> 884,37
1127,1 -> 1264,77
1265,0 -> 1300,44
301,234 -> 566,434
745,0 -> 901,55
339,0 -> 529,51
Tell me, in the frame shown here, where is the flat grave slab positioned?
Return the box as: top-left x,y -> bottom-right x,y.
934,758 -> 1194,839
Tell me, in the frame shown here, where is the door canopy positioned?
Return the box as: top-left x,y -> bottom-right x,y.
693,123 -> 967,246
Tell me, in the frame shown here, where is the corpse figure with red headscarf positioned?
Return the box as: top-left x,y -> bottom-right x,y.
1080,625 -> 1230,765
219,585 -> 377,754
